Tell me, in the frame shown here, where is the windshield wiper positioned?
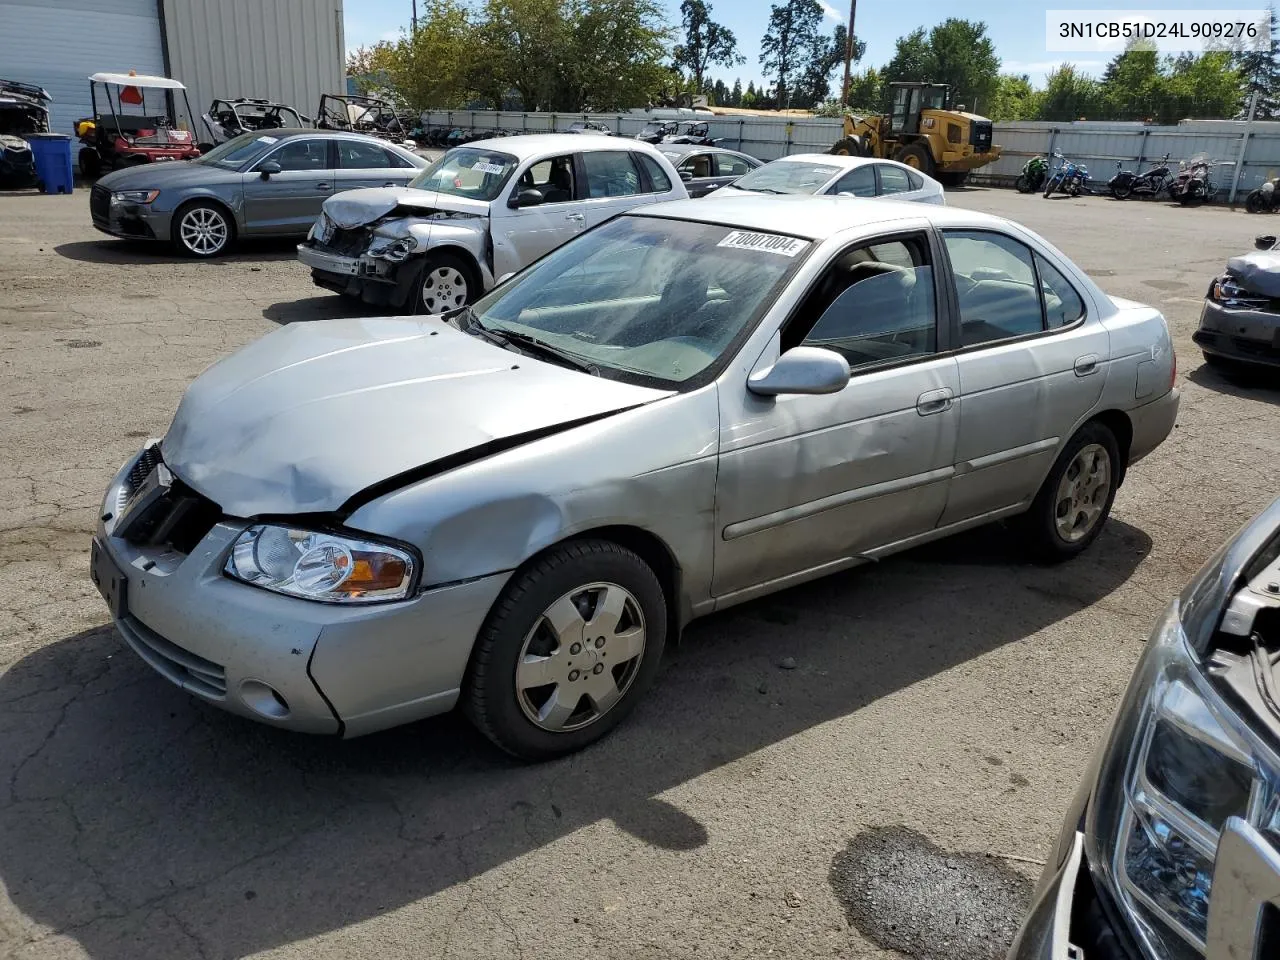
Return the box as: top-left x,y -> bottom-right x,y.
452,306 -> 508,347
748,186 -> 784,194
495,329 -> 599,375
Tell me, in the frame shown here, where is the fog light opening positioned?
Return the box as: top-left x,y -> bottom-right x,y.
239,679 -> 290,720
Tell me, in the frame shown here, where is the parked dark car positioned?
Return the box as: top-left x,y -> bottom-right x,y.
0,78 -> 50,187
658,143 -> 761,198
1008,495 -> 1280,960
1194,234 -> 1280,373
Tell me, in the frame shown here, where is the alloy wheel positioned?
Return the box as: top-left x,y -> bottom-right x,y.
514,582 -> 647,733
179,207 -> 229,256
421,265 -> 469,314
1053,443 -> 1112,543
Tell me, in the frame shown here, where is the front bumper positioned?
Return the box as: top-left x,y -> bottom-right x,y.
89,189 -> 167,241
94,449 -> 510,737
1195,299 -> 1280,368
298,242 -> 421,309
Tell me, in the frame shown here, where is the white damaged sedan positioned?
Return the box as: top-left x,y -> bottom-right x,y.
95,196 -> 1177,759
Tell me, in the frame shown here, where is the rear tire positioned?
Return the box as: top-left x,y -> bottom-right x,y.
1111,182 -> 1132,200
892,142 -> 934,177
938,171 -> 968,187
463,539 -> 668,760
1015,174 -> 1033,193
1020,421 -> 1120,563
78,148 -> 100,179
1246,191 -> 1267,214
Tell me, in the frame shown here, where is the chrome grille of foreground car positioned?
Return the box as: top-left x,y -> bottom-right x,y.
118,616 -> 227,699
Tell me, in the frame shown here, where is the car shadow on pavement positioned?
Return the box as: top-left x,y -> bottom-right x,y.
0,519 -> 1150,960
1187,359 -> 1280,403
54,238 -> 300,266
261,295 -> 385,324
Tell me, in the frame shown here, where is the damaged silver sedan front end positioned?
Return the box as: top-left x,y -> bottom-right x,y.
1195,236 -> 1280,371
299,186 -> 494,313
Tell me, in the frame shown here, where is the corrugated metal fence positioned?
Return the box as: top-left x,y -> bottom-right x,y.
420,110 -> 1280,201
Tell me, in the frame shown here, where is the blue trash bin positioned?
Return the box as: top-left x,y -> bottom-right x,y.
26,133 -> 75,195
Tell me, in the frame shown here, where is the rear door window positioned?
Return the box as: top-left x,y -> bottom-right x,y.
877,164 -> 913,195
943,231 -> 1044,345
336,139 -> 393,169
715,153 -> 754,177
637,153 -> 673,193
581,151 -> 641,198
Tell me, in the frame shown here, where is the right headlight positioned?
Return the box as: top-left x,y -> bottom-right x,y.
1085,601 -> 1280,960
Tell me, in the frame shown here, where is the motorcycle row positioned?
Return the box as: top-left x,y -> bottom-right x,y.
1015,151 -> 1224,205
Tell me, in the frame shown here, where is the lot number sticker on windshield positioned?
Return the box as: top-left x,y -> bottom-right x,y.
256,136 -> 279,144
472,161 -> 505,175
718,231 -> 807,257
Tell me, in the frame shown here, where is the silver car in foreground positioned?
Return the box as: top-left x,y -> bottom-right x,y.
90,129 -> 426,257
1009,497 -> 1280,960
92,197 -> 1178,759
296,134 -> 687,313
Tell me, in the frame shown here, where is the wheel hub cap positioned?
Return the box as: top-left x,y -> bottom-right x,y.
422,266 -> 468,313
514,582 -> 646,733
1053,443 -> 1111,543
180,209 -> 228,254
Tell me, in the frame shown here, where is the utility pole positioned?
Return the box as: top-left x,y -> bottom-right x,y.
840,0 -> 857,107
412,0 -> 418,34
1229,89 -> 1259,206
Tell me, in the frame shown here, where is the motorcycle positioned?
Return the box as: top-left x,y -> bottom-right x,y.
1246,177 -> 1280,214
1169,155 -> 1219,205
1108,153 -> 1173,200
1042,152 -> 1090,198
1014,156 -> 1047,194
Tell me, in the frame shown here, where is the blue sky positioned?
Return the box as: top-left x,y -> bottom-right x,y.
343,0 -> 1238,88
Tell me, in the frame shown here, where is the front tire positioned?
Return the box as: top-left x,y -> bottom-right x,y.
1020,422 -> 1120,563
892,142 -> 934,176
412,252 -> 475,315
1015,173 -> 1033,193
172,201 -> 234,258
830,136 -> 864,157
464,540 -> 668,760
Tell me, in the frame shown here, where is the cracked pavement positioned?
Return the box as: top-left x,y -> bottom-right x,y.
0,187 -> 1277,959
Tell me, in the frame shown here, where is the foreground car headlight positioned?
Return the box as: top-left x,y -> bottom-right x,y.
225,525 -> 418,603
1084,601 -> 1280,959
1211,276 -> 1269,308
111,189 -> 160,204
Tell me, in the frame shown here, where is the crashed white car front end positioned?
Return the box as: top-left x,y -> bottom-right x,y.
298,186 -> 494,311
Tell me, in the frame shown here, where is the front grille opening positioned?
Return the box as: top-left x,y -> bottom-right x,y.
319,227 -> 371,257
117,448 -> 222,555
123,616 -> 227,698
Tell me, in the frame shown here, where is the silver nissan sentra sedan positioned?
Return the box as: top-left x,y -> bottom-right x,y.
91,196 -> 1179,760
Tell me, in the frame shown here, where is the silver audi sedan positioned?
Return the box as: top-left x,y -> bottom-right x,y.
91,196 -> 1179,759
90,129 -> 426,257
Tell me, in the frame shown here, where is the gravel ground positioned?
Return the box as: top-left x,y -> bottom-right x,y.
0,185 -> 1276,960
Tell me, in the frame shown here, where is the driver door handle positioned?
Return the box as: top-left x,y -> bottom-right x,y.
916,387 -> 954,416
565,213 -> 585,222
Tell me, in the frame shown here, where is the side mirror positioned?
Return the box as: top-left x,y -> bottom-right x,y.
679,169 -> 693,182
259,160 -> 282,179
508,188 -> 544,209
747,346 -> 850,397
1256,235 -> 1276,250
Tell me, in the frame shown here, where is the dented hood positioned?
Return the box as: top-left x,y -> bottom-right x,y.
1227,251 -> 1280,298
161,317 -> 670,517
322,187 -> 490,229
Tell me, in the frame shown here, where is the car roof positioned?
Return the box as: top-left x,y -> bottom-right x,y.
657,143 -> 747,157
461,134 -> 661,159
760,153 -> 941,182
631,194 -> 1006,241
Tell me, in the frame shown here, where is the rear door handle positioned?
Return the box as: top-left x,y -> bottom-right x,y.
916,387 -> 954,416
1074,354 -> 1100,376
565,213 -> 585,222
316,182 -> 330,189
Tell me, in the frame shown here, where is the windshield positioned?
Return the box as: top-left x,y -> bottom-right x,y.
468,216 -> 808,386
733,160 -> 841,194
408,147 -> 518,201
196,132 -> 280,169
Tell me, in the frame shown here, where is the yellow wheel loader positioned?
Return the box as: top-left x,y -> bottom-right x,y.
831,82 -> 1000,187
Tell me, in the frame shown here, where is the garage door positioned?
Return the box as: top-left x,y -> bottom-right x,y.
0,0 -> 166,136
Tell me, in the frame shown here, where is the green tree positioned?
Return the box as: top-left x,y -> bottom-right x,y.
1162,51 -> 1245,121
712,78 -> 729,105
988,73 -> 1040,121
730,77 -> 743,106
1234,7 -> 1280,117
844,66 -> 882,111
1036,64 -> 1104,121
1100,42 -> 1161,121
672,0 -> 743,91
879,20 -> 1000,113
742,80 -> 759,107
796,24 -> 864,108
479,0 -> 572,111
368,2 -> 481,109
759,0 -> 825,108
566,0 -> 673,111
